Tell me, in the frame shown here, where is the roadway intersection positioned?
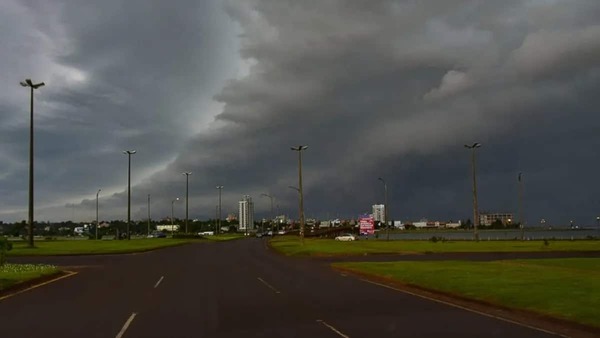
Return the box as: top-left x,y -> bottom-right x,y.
1,239 -> 593,337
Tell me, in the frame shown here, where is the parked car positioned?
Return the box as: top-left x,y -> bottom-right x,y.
256,232 -> 264,238
277,230 -> 286,235
335,233 -> 356,241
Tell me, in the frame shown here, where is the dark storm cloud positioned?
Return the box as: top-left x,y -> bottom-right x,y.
1,0 -> 599,226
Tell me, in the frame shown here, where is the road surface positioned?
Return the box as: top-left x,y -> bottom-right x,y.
0,239 -> 579,337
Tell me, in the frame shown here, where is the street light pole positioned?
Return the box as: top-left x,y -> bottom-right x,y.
378,177 -> 390,241
464,143 -> 482,241
288,186 -> 301,236
182,172 -> 192,234
261,193 -> 274,233
596,216 -> 599,238
20,78 -> 45,248
147,194 -> 151,237
171,198 -> 180,237
291,146 -> 308,244
123,150 -> 136,240
518,172 -> 524,240
216,186 -> 223,235
96,189 -> 101,240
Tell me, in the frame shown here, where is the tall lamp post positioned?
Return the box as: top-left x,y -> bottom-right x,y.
261,193 -> 274,233
171,198 -> 180,237
95,189 -> 101,240
596,216 -> 599,237
20,78 -> 45,248
464,143 -> 482,241
290,146 -> 308,244
216,185 -> 223,235
147,194 -> 151,237
518,172 -> 524,240
182,172 -> 192,233
123,150 -> 136,240
378,177 -> 390,241
288,186 -> 301,235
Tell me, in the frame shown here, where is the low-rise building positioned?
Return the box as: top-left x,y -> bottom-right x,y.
479,213 -> 513,226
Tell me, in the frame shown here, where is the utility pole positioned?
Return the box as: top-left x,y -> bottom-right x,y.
464,143 -> 481,241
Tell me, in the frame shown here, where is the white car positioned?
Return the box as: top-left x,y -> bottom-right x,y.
335,233 -> 356,241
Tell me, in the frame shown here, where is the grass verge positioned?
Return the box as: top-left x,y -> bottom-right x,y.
0,264 -> 60,291
334,258 -> 600,328
7,238 -> 196,256
270,236 -> 600,256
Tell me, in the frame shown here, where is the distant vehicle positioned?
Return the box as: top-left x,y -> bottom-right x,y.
266,231 -> 273,236
198,231 -> 214,236
148,232 -> 166,238
277,230 -> 286,235
256,232 -> 264,238
335,233 -> 356,241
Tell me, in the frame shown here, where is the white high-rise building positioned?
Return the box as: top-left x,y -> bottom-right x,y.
239,195 -> 254,231
372,204 -> 385,223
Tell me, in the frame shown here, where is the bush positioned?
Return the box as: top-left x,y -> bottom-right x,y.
87,233 -> 102,240
0,237 -> 13,266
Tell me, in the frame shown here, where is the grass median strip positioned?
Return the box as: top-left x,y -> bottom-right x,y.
270,237 -> 600,256
8,238 -> 197,256
333,258 -> 600,328
0,264 -> 59,291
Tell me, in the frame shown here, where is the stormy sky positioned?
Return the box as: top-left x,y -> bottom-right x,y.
1,0 -> 599,226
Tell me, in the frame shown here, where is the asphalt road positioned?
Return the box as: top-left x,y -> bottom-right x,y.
0,239 -> 579,337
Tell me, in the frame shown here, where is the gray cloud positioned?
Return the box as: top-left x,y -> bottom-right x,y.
1,0 -> 599,227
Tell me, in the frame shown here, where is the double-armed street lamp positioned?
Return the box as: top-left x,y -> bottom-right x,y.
171,198 -> 180,236
464,143 -> 481,241
20,78 -> 45,247
182,172 -> 192,233
290,146 -> 308,244
96,189 -> 101,240
123,150 -> 136,240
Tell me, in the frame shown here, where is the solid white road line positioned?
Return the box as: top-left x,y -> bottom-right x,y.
316,319 -> 350,338
359,279 -> 567,338
154,276 -> 164,288
0,270 -> 78,302
115,312 -> 137,338
256,277 -> 281,294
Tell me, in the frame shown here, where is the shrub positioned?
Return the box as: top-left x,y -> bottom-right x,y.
0,237 -> 13,266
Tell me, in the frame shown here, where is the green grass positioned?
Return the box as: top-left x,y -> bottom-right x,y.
270,237 -> 600,256
334,258 -> 600,327
7,238 -> 197,256
0,264 -> 60,291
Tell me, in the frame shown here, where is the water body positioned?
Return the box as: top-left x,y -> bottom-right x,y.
366,229 -> 600,241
